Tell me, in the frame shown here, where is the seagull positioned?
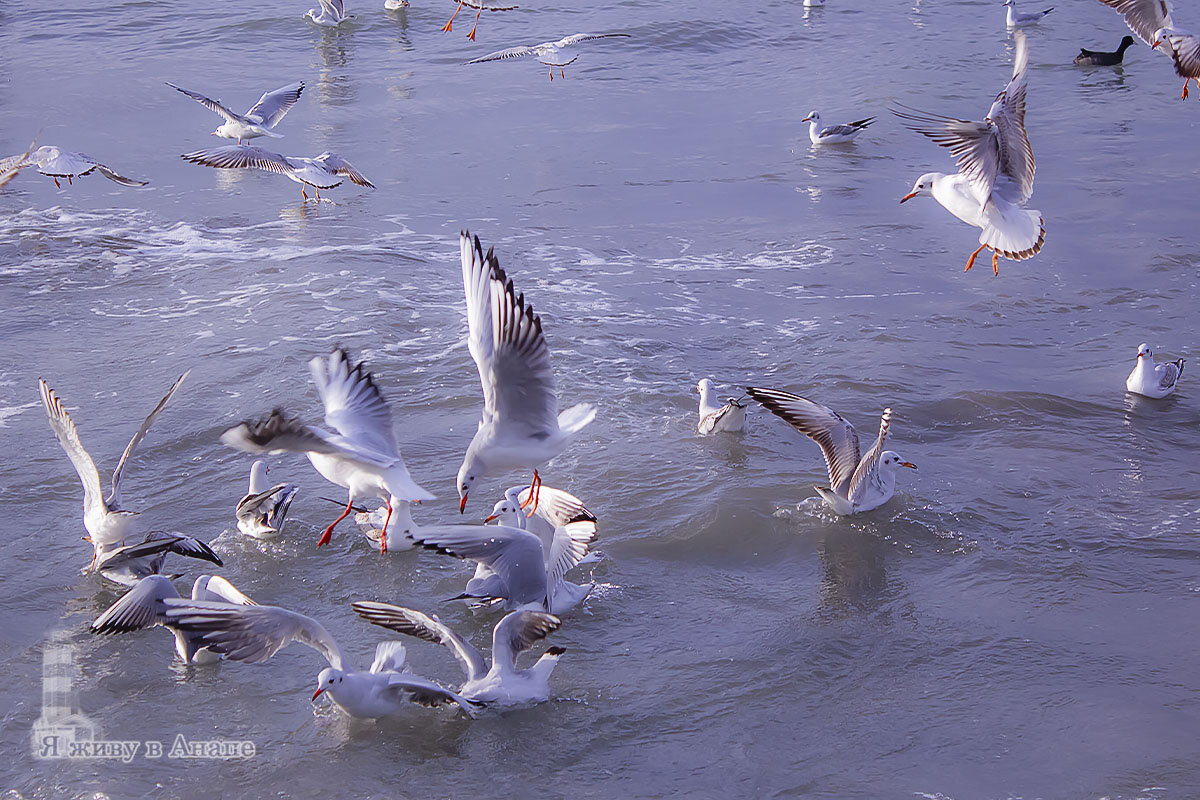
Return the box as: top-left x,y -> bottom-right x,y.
1004,0 -> 1053,27
801,111 -> 875,145
90,574 -> 255,664
455,231 -> 597,515
0,146 -> 147,189
1093,0 -> 1199,97
235,460 -> 299,538
384,0 -> 409,8
180,145 -> 374,202
38,373 -> 189,569
1126,343 -> 1185,398
165,81 -> 305,145
804,0 -> 825,6
163,600 -> 478,718
697,379 -> 748,434
306,0 -> 348,26
352,603 -> 565,707
92,532 -> 223,587
483,484 -> 599,613
442,0 -> 519,41
746,387 -> 917,515
1075,36 -> 1136,65
220,349 -> 434,553
894,30 -> 1043,276
465,33 -> 632,80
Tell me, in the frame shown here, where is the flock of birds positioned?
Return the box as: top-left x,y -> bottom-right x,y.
14,0 -> 1193,726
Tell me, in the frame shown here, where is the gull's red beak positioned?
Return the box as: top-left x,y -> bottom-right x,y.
802,116 -> 812,122
901,462 -> 918,470
459,494 -> 468,514
312,688 -> 324,702
900,192 -> 918,204
483,513 -> 498,523
1152,41 -> 1161,49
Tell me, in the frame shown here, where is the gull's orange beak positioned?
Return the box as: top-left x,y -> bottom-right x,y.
802,116 -> 812,122
1152,41 -> 1160,49
901,462 -> 918,470
312,688 -> 324,702
900,192 -> 918,204
483,513 -> 498,523
459,494 -> 468,514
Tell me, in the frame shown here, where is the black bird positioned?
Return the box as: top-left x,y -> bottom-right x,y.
1075,35 -> 1136,66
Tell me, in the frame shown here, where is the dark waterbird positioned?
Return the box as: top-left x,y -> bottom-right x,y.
1075,35 -> 1136,66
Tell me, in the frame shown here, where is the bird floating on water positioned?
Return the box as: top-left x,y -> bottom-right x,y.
1075,36 -> 1136,65
1126,343 -> 1185,398
165,81 -> 305,144
697,379 -> 747,434
0,146 -> 147,189
235,460 -> 299,538
1004,0 -> 1053,27
746,387 -> 916,515
180,145 -> 374,202
466,33 -> 632,80
306,0 -> 348,26
802,111 -> 874,145
894,30 -> 1043,276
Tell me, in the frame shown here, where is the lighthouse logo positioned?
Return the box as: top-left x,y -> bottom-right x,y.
31,634 -> 99,759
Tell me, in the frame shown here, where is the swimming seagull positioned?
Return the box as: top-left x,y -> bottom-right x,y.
353,603 -> 565,707
455,231 -> 597,515
1126,343 -> 1185,398
1004,0 -> 1054,27
91,574 -> 256,664
1092,0 -> 1200,97
801,111 -> 875,145
0,146 -> 147,189
180,145 -> 374,202
697,379 -> 748,434
165,81 -> 305,144
894,30 -> 1043,276
38,373 -> 189,567
235,460 -> 299,538
220,349 -> 434,553
465,33 -> 633,80
442,0 -> 519,41
92,532 -> 223,587
746,387 -> 917,515
1075,36 -> 1136,66
163,600 -> 478,718
306,0 -> 348,26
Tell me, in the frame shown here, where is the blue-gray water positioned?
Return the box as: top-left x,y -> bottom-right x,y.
2,0 -> 1200,798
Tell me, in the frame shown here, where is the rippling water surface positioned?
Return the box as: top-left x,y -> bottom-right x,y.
3,1 -> 1200,798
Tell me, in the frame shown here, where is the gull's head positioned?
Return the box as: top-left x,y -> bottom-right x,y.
456,461 -> 478,514
1002,0 -> 1014,6
251,459 -> 268,478
900,173 -> 939,204
485,497 -> 520,525
697,378 -> 715,396
1152,28 -> 1173,48
802,111 -> 820,123
881,450 -> 917,472
1137,343 -> 1153,359
313,668 -> 344,701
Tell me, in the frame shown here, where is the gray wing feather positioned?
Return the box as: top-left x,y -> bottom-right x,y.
310,349 -> 397,456
91,575 -> 180,633
109,371 -> 188,509
491,610 -> 561,670
181,145 -> 296,176
408,524 -> 548,609
313,153 -> 374,187
38,379 -> 106,519
746,387 -> 861,495
245,82 -> 305,127
163,602 -> 346,670
165,82 -> 244,123
846,408 -> 893,505
1095,0 -> 1173,47
351,602 -> 487,680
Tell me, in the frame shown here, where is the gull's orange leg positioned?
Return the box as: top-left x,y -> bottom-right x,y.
67,176 -> 72,185
1182,79 -> 1190,100
301,187 -> 308,202
521,469 -> 543,517
992,250 -> 1000,276
442,1 -> 462,31
964,242 -> 987,272
549,68 -> 554,81
379,498 -> 393,554
53,178 -> 60,188
467,7 -> 481,40
560,69 -> 566,79
318,498 -> 355,547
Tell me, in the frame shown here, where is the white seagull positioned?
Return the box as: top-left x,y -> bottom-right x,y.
1003,0 -> 1054,27
91,574 -> 256,664
180,145 -> 374,202
164,601 -> 478,718
306,0 -> 348,26
894,31 -> 1043,276
802,111 -> 875,145
0,146 -> 147,189
1092,1 -> 1200,97
38,373 -> 189,567
746,387 -> 917,515
220,349 -> 434,553
697,379 -> 748,434
466,33 -> 632,80
353,603 -> 566,708
442,0 -> 519,41
165,81 -> 305,144
1126,343 -> 1185,398
91,532 -> 223,587
455,231 -> 597,514
235,460 -> 299,538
